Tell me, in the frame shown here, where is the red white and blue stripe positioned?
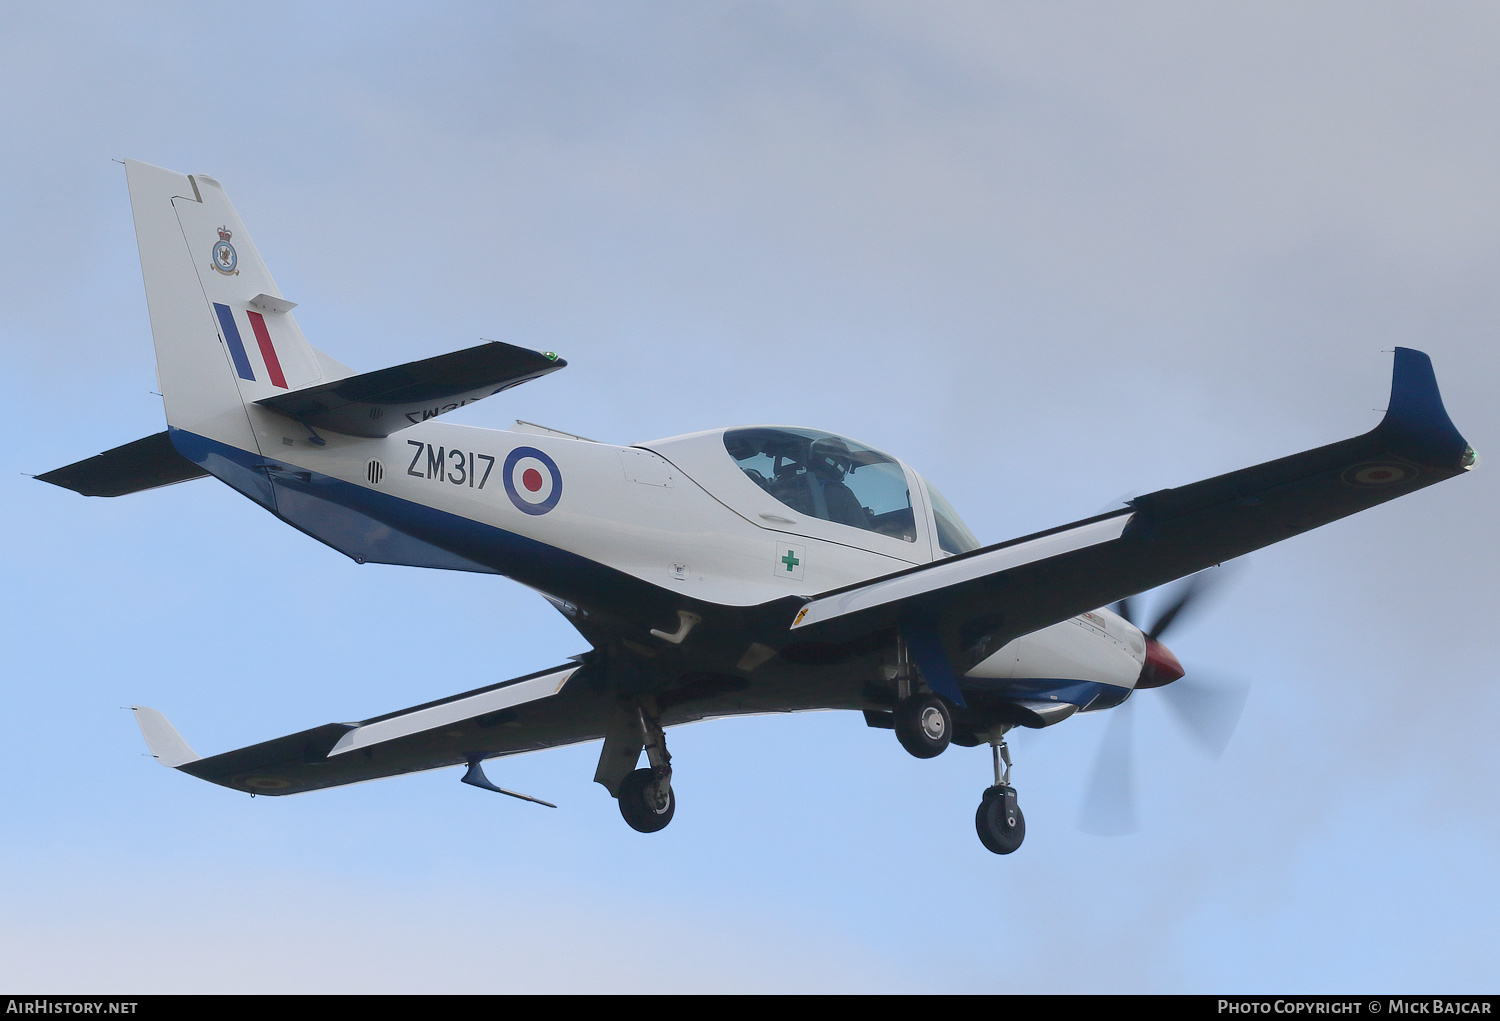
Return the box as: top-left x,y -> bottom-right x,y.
213,302 -> 287,388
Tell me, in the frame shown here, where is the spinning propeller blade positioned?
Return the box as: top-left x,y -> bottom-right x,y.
1159,671 -> 1250,757
1142,568 -> 1226,643
1084,568 -> 1247,834
1079,700 -> 1138,836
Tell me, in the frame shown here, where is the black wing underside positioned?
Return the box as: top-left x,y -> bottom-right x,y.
140,658 -> 823,796
148,663 -> 600,796
786,348 -> 1474,691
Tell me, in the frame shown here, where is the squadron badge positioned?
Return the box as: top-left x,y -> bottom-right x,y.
211,226 -> 239,275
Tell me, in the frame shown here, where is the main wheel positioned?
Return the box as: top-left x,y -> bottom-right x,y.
893,693 -> 953,759
975,786 -> 1025,854
617,768 -> 675,833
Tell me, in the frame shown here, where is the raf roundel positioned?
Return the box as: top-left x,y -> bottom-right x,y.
503,446 -> 562,515
1341,461 -> 1419,487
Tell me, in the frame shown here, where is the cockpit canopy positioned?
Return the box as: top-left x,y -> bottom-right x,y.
724,427 -> 917,542
642,423 -> 981,560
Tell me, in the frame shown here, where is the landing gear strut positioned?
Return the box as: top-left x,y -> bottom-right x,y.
890,634 -> 953,759
975,729 -> 1025,854
617,706 -> 675,833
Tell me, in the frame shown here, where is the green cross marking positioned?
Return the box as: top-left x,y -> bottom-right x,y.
781,549 -> 801,572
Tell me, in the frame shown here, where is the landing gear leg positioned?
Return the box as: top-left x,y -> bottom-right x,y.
891,633 -> 953,759
617,704 -> 675,833
976,728 -> 1025,854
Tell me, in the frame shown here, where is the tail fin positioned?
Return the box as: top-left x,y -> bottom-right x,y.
125,160 -> 334,454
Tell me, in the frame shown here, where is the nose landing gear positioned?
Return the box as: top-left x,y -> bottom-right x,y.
975,730 -> 1025,854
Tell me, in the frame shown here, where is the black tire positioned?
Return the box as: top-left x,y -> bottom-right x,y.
975,786 -> 1025,854
617,768 -> 675,833
893,694 -> 953,759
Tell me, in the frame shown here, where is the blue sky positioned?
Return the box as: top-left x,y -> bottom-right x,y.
1,1 -> 1496,992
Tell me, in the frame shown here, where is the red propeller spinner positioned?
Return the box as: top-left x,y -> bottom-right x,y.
1137,637 -> 1185,688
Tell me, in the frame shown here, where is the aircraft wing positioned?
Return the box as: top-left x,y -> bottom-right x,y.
785,348 -> 1475,702
134,662 -> 611,796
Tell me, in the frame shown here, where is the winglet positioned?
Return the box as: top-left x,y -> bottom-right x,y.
1381,348 -> 1475,469
131,707 -> 200,767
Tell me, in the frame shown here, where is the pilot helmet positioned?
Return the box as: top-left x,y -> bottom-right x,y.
808,436 -> 854,480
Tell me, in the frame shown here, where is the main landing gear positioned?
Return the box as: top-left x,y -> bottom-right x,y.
975,729 -> 1024,854
883,637 -> 1025,854
894,692 -> 953,759
617,706 -> 675,833
890,636 -> 954,760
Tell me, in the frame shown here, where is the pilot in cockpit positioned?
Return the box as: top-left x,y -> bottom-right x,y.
805,437 -> 868,528
726,426 -> 919,543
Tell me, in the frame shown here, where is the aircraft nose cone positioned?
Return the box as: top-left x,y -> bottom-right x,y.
1137,638 -> 1185,689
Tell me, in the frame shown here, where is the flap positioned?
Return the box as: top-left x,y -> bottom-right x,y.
255,340 -> 565,437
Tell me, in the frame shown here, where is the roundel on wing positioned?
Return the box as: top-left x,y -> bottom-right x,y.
503,446 -> 563,515
1341,461 -> 1419,487
238,774 -> 292,791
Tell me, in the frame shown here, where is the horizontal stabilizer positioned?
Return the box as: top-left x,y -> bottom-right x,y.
132,707 -> 200,767
255,340 -> 565,438
37,431 -> 209,497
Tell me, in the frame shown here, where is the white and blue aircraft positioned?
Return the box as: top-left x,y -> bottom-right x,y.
40,160 -> 1476,853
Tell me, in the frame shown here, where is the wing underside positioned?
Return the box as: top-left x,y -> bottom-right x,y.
140,663 -> 601,795
787,348 -> 1474,678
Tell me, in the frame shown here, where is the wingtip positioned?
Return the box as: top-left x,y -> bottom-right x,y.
131,706 -> 200,768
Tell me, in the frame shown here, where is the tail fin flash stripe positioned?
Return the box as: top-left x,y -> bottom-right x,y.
246,310 -> 288,389
212,302 -> 256,381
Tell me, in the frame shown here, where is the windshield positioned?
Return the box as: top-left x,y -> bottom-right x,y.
923,479 -> 981,555
724,427 -> 915,542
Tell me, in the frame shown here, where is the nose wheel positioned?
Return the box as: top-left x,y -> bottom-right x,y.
975,731 -> 1025,854
976,785 -> 1025,854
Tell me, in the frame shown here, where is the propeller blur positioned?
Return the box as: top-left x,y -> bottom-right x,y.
1081,571 -> 1252,836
